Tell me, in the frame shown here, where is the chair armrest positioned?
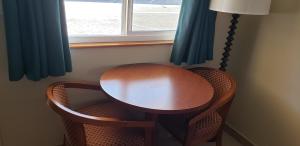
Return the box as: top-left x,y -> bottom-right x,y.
48,81 -> 155,128
48,99 -> 155,128
61,81 -> 101,90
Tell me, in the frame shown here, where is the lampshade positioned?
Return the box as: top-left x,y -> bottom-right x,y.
209,0 -> 272,15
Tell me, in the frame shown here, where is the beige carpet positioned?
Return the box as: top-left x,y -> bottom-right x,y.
157,125 -> 242,146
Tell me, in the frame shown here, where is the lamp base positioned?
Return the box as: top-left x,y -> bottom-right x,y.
219,14 -> 240,71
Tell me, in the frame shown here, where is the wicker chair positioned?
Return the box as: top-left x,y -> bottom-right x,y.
159,67 -> 237,146
47,82 -> 155,146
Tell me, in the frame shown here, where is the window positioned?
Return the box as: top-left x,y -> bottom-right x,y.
64,0 -> 182,43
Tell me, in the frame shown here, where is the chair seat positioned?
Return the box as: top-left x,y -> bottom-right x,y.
160,112 -> 222,143
77,101 -> 146,146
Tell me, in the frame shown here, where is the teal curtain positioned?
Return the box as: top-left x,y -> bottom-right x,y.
3,0 -> 72,81
171,0 -> 217,65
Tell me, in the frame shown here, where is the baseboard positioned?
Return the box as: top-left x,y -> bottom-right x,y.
224,123 -> 256,146
0,128 -> 3,146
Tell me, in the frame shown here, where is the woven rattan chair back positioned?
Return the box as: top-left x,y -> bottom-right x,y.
186,67 -> 237,146
189,67 -> 236,116
47,82 -> 155,146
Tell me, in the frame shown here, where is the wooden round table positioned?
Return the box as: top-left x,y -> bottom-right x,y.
100,63 -> 214,117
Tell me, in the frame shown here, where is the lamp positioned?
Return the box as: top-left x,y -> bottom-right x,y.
209,0 -> 272,71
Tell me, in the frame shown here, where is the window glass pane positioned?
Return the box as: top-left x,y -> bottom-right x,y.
64,0 -> 122,36
132,0 -> 182,31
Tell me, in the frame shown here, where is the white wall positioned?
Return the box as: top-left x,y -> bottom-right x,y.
227,0 -> 300,145
0,5 -> 230,145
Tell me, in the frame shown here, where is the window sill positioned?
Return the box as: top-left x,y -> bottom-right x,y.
70,40 -> 174,49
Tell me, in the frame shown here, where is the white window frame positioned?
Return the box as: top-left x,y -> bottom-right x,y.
68,0 -> 179,43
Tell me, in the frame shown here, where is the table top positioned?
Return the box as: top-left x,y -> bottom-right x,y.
100,63 -> 214,114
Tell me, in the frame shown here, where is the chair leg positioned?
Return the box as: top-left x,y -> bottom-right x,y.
63,135 -> 67,146
216,133 -> 223,146
64,135 -> 70,146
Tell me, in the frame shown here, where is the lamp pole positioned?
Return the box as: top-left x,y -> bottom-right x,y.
219,14 -> 240,71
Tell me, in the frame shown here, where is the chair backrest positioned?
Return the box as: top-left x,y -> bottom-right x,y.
46,81 -> 154,146
188,67 -> 236,120
185,67 -> 236,145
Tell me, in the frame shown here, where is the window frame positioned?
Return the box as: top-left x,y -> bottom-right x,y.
67,0 -> 180,44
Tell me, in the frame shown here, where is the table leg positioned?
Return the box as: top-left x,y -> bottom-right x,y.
145,113 -> 158,146
146,113 -> 158,121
